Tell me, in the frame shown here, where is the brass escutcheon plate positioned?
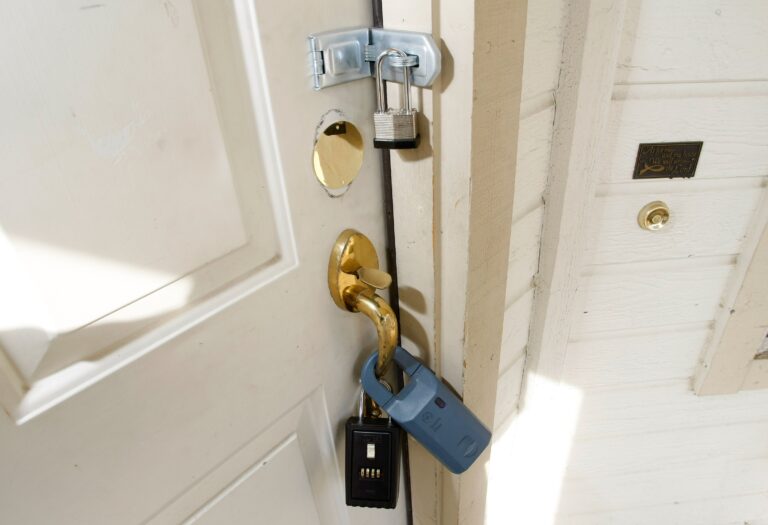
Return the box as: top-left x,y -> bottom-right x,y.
313,120 -> 364,192
327,229 -> 398,375
328,229 -> 381,311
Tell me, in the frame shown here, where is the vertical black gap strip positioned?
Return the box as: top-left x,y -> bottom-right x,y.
372,2 -> 413,523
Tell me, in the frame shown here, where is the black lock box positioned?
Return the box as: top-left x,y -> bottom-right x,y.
345,416 -> 401,509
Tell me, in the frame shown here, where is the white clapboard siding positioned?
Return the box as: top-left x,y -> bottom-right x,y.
602,83 -> 768,183
566,421 -> 768,479
574,260 -> 734,335
499,289 -> 534,374
587,180 -> 766,265
572,381 -> 768,440
506,1 -> 768,523
521,0 -> 566,100
556,492 -> 768,525
513,108 -> 554,221
494,0 -> 566,433
563,327 -> 710,388
557,456 -> 768,516
505,206 -> 544,305
494,354 -> 526,428
616,0 -> 768,84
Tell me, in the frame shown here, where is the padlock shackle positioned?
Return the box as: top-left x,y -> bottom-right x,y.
375,48 -> 412,113
361,347 -> 423,408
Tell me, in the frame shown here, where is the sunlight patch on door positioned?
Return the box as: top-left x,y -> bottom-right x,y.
10,238 -> 194,333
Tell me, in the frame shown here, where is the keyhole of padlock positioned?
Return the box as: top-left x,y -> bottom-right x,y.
373,48 -> 420,150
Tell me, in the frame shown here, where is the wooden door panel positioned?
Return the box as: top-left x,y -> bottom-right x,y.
0,0 -> 406,522
0,0 -> 289,423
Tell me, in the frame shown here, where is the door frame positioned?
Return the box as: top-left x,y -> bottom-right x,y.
694,214 -> 768,393
382,1 -> 528,523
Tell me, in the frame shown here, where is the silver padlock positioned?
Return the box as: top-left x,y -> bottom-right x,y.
373,49 -> 419,149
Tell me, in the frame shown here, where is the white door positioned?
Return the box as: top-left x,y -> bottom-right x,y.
0,1 -> 407,523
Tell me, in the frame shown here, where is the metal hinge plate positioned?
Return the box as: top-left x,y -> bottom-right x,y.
307,27 -> 441,91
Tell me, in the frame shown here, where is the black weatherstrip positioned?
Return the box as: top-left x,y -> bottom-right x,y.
372,1 -> 414,523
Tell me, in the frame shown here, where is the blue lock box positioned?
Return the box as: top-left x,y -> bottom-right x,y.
361,346 -> 492,474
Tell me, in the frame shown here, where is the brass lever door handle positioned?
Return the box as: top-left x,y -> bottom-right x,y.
328,229 -> 398,376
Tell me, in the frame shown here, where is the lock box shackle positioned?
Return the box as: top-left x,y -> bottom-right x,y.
375,48 -> 412,114
361,346 -> 492,474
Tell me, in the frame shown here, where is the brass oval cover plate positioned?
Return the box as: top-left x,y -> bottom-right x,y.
328,229 -> 380,311
638,200 -> 670,231
327,229 -> 398,375
313,120 -> 364,193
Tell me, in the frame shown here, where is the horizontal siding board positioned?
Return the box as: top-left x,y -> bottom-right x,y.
574,263 -> 733,335
494,354 -> 525,427
562,328 -> 709,388
500,289 -> 534,372
616,0 -> 768,84
601,85 -> 768,183
557,456 -> 768,515
566,422 -> 768,479
513,108 -> 554,221
521,0 -> 565,101
586,185 -> 765,265
505,206 -> 543,305
573,381 -> 768,439
556,492 -> 768,525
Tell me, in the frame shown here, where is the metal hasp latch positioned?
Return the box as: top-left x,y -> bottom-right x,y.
307,27 -> 441,91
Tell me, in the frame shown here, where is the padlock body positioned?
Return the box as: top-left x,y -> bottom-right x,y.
345,417 -> 401,508
373,110 -> 419,149
361,347 -> 492,474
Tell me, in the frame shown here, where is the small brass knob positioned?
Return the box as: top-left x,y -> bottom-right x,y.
638,201 -> 670,231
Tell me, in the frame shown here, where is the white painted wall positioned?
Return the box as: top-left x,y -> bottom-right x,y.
489,1 -> 768,523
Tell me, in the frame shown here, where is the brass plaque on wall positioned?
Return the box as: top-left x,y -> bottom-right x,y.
632,142 -> 703,179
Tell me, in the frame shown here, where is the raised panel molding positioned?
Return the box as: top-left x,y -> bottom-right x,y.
0,0 -> 297,424
144,389 -> 347,525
